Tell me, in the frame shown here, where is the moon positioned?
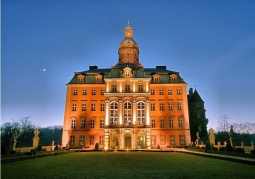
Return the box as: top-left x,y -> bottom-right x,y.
43,68 -> 46,72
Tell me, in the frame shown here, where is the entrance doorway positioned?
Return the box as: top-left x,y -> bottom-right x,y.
124,133 -> 131,149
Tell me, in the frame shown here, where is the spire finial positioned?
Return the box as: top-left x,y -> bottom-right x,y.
128,20 -> 130,25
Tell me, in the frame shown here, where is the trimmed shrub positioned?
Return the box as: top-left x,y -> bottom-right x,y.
225,143 -> 233,152
219,147 -> 225,151
235,148 -> 245,153
43,148 -> 46,151
37,144 -> 43,151
30,149 -> 37,155
54,145 -> 59,150
95,143 -> 99,150
205,141 -> 211,152
251,150 -> 255,155
212,147 -> 218,151
10,150 -> 16,154
1,145 -> 7,155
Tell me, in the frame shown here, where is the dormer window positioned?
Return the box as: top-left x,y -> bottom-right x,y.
126,71 -> 130,76
170,74 -> 178,82
96,74 -> 103,83
123,67 -> 132,78
152,74 -> 160,83
77,74 -> 85,83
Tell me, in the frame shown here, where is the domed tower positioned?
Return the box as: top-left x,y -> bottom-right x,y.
117,22 -> 141,66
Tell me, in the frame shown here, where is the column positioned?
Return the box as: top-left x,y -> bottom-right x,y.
145,99 -> 150,125
104,129 -> 110,150
132,99 -> 137,124
146,129 -> 151,149
105,100 -> 110,126
118,99 -> 123,125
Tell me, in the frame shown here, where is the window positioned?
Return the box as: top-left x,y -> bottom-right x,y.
170,135 -> 175,145
138,84 -> 143,92
137,102 -> 145,124
124,102 -> 132,125
73,89 -> 77,95
72,104 -> 76,111
100,103 -> 105,111
110,102 -> 118,125
179,135 -> 185,145
126,71 -> 130,76
112,84 -> 117,92
90,119 -> 95,128
81,119 -> 85,128
177,89 -> 181,95
90,136 -> 94,145
169,118 -> 174,128
82,89 -> 87,95
160,135 -> 166,145
91,104 -> 96,111
96,78 -> 101,83
154,77 -> 159,82
160,119 -> 165,128
150,103 -> 155,111
78,78 -> 83,83
99,136 -> 104,145
168,103 -> 173,110
92,89 -> 96,95
150,89 -> 155,95
151,119 -> 155,128
101,90 -> 105,95
125,84 -> 130,92
70,136 -> 75,146
178,103 -> 182,110
178,118 -> 183,128
100,120 -> 104,128
82,104 -> 86,111
160,103 -> 164,111
71,120 -> 76,128
168,89 -> 172,95
151,135 -> 156,145
159,89 -> 163,95
79,136 -> 85,146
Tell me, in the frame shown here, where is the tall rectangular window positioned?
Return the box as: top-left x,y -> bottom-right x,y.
160,103 -> 164,111
112,84 -> 117,92
90,119 -> 95,128
168,103 -> 173,110
81,119 -> 85,128
73,89 -> 78,95
138,84 -> 143,91
82,104 -> 86,111
168,89 -> 172,95
125,84 -> 130,92
71,120 -> 76,128
90,136 -> 94,145
82,89 -> 87,95
179,135 -> 185,145
160,135 -> 166,145
91,104 -> 96,111
170,135 -> 175,145
79,136 -> 85,146
72,104 -> 76,111
178,103 -> 182,110
92,89 -> 96,95
151,135 -> 156,145
151,119 -> 155,128
150,89 -> 155,95
178,118 -> 183,128
160,119 -> 165,128
100,120 -> 104,128
177,88 -> 181,95
150,103 -> 155,111
99,136 -> 104,145
159,89 -> 163,95
101,90 -> 105,95
169,118 -> 174,128
100,104 -> 105,111
70,136 -> 75,146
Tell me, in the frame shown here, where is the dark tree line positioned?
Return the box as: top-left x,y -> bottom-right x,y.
1,117 -> 62,153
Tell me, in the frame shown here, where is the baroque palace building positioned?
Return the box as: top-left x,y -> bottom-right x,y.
62,23 -> 208,150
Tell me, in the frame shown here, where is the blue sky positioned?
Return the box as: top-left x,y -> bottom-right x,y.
2,0 -> 255,130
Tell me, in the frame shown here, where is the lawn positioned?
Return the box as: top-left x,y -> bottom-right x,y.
1,151 -> 255,179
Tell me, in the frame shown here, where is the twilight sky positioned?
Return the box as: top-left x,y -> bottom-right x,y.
2,0 -> 255,130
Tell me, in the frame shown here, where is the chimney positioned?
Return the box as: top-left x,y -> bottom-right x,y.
89,65 -> 98,70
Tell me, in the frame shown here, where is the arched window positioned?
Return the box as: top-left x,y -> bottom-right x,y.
137,102 -> 145,124
110,102 -> 118,125
124,101 -> 132,126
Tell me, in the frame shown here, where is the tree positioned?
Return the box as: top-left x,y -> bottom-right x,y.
216,114 -> 230,132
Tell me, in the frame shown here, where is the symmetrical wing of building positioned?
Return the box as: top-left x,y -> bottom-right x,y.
62,23 -> 208,150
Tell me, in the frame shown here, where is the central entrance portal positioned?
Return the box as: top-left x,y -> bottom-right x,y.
124,133 -> 131,149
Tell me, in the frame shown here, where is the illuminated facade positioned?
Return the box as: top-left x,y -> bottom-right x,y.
62,23 -> 192,150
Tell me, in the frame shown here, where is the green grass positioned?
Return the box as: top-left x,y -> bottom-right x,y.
2,151 -> 255,179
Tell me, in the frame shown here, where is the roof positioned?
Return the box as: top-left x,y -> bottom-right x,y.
189,89 -> 204,103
